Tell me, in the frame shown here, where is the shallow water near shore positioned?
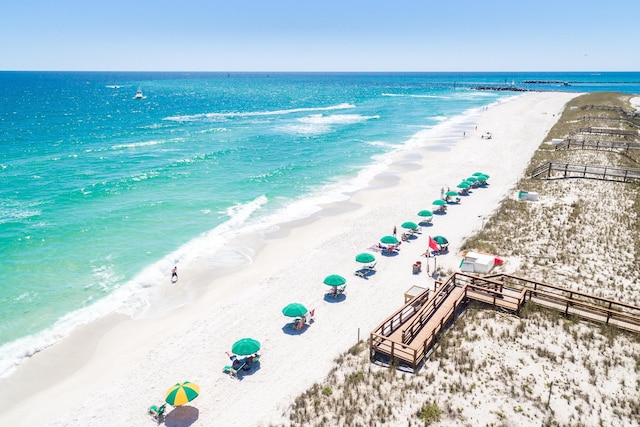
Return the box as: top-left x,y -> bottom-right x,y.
1,71 -> 639,378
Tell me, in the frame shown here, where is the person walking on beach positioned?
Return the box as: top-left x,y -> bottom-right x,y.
393,226 -> 397,237
171,266 -> 178,283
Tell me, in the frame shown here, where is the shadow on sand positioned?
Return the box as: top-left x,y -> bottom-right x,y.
281,323 -> 310,335
164,406 -> 199,427
323,293 -> 347,303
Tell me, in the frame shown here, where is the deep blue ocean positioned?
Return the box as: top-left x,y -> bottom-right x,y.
1,71 -> 639,377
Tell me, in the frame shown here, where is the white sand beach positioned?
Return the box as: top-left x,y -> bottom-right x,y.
0,91 -> 580,426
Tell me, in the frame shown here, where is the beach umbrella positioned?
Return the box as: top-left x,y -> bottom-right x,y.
472,172 -> 485,177
457,182 -> 470,189
432,235 -> 448,245
476,174 -> 490,181
417,210 -> 433,217
465,176 -> 478,182
282,303 -> 308,318
445,191 -> 459,197
323,274 -> 347,287
165,381 -> 200,407
432,199 -> 446,206
355,253 -> 376,264
380,235 -> 399,245
401,221 -> 418,230
232,338 -> 261,356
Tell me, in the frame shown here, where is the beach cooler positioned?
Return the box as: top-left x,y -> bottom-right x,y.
518,191 -> 538,201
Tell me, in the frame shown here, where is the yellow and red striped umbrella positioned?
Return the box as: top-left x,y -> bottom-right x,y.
165,381 -> 200,407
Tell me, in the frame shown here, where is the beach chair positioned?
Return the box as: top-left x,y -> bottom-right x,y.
244,354 -> 261,368
365,262 -> 377,270
223,361 -> 246,378
354,269 -> 366,278
149,403 -> 166,422
307,309 -> 315,323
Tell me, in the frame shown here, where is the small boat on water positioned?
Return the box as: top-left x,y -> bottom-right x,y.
134,88 -> 144,99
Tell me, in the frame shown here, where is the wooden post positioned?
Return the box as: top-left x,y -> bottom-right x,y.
547,381 -> 554,409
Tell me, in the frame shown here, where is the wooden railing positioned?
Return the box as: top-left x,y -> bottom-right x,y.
581,116 -> 640,129
529,161 -> 640,182
555,139 -> 640,151
401,280 -> 458,344
370,273 -> 640,371
370,286 -> 433,339
568,127 -> 637,138
487,274 -> 640,330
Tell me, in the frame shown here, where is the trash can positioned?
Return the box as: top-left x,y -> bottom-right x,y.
412,261 -> 422,274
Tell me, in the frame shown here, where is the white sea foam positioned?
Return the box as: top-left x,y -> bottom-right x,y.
382,93 -> 447,99
111,138 -> 184,150
366,140 -> 397,149
280,113 -> 379,135
0,202 -> 42,224
162,103 -> 356,122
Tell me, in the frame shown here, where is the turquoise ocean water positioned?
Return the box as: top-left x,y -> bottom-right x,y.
1,71 -> 639,377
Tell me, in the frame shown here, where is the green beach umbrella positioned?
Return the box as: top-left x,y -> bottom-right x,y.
476,174 -> 490,180
457,182 -> 470,189
445,191 -> 459,197
282,303 -> 308,318
323,274 -> 347,287
380,235 -> 399,245
165,381 -> 200,407
231,338 -> 261,356
417,210 -> 433,217
432,199 -> 446,206
466,176 -> 478,182
355,253 -> 376,264
401,221 -> 418,230
472,172 -> 485,177
432,235 -> 448,245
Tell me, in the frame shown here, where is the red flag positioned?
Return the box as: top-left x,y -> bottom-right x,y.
428,236 -> 440,251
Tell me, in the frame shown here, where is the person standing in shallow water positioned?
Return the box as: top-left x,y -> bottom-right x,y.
171,266 -> 178,282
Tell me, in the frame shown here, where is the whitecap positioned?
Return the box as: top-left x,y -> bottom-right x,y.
162,103 -> 356,122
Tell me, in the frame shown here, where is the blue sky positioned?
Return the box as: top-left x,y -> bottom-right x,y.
2,0 -> 638,71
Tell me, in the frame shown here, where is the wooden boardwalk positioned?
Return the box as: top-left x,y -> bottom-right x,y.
370,273 -> 640,371
554,139 -> 640,152
530,161 -> 640,182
